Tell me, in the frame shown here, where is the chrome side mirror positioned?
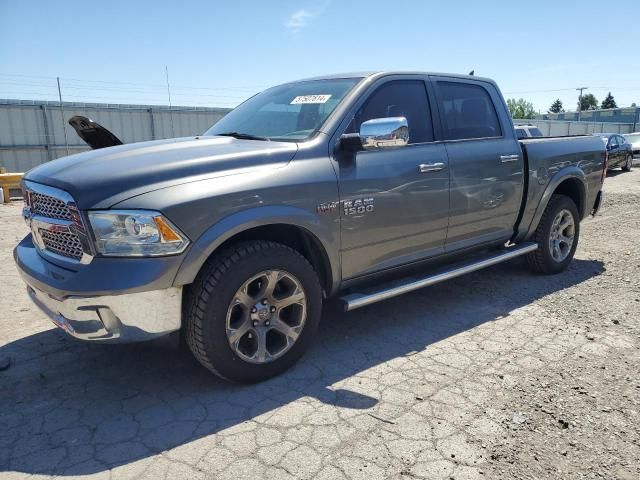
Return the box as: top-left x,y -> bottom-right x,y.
360,117 -> 409,150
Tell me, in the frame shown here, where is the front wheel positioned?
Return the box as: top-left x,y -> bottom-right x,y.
184,240 -> 322,383
526,194 -> 580,274
622,154 -> 633,172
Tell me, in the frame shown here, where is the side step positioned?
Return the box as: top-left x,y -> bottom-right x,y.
339,242 -> 538,311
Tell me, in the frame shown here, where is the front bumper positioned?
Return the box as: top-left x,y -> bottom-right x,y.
25,282 -> 182,342
14,234 -> 183,343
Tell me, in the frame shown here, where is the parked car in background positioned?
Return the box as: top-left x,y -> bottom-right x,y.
622,132 -> 640,158
514,124 -> 544,139
593,133 -> 633,171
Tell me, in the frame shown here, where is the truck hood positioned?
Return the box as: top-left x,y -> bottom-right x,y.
25,136 -> 298,209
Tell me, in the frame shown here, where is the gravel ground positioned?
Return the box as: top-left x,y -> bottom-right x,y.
0,169 -> 638,480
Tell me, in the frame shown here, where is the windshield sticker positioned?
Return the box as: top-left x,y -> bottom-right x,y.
290,94 -> 332,105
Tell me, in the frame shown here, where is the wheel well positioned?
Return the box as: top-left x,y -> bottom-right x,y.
215,224 -> 333,295
553,178 -> 585,218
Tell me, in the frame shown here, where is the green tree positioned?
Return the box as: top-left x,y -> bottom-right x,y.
600,92 -> 617,109
579,93 -> 598,111
630,102 -> 636,107
549,99 -> 564,113
507,98 -> 536,119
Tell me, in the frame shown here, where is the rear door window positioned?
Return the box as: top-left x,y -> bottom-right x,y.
435,81 -> 502,140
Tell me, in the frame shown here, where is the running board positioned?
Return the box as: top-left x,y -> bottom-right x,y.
339,242 -> 538,311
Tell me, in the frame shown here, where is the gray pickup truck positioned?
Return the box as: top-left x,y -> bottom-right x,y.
15,72 -> 606,382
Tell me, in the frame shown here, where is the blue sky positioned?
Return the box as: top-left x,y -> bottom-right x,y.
1,0 -> 639,112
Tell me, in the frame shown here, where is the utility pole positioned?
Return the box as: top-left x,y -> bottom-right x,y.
576,87 -> 588,121
165,66 -> 175,139
57,77 -> 70,156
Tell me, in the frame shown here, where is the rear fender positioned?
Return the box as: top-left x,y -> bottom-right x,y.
523,166 -> 587,241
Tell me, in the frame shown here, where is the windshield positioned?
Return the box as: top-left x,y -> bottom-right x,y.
529,127 -> 543,137
204,78 -> 361,142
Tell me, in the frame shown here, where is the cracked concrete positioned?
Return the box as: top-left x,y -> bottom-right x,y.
1,169 -> 639,479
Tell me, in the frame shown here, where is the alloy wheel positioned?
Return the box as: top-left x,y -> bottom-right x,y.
225,270 -> 307,364
548,209 -> 575,262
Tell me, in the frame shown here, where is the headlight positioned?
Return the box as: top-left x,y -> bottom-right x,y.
88,210 -> 189,257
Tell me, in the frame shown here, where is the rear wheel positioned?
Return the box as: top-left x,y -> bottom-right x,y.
185,240 -> 322,383
526,194 -> 580,274
622,154 -> 633,172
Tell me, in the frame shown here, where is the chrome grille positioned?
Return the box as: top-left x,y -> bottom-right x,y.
40,230 -> 84,260
30,192 -> 73,221
23,181 -> 92,264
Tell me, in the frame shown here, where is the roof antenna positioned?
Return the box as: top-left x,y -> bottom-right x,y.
469,70 -> 474,76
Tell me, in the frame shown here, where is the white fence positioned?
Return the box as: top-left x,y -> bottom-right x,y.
0,100 -> 230,172
513,119 -> 635,136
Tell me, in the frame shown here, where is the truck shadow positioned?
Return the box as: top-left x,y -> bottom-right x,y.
0,258 -> 605,476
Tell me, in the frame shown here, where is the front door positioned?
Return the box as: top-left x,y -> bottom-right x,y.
337,79 -> 450,279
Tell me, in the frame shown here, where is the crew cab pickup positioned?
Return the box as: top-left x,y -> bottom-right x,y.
15,72 -> 606,382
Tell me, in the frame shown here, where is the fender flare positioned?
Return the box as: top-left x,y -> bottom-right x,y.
172,205 -> 340,291
524,166 -> 587,240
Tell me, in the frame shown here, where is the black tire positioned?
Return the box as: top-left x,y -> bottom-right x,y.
184,240 -> 322,383
622,154 -> 633,172
526,194 -> 580,275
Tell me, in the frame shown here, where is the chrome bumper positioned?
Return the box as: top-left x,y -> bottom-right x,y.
25,282 -> 182,343
591,190 -> 605,217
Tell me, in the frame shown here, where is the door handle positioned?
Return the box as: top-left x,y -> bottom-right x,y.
500,154 -> 520,163
418,162 -> 446,173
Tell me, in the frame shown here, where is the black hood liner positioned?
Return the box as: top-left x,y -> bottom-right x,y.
68,116 -> 123,149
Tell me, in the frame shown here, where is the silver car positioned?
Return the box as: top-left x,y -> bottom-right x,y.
623,132 -> 640,158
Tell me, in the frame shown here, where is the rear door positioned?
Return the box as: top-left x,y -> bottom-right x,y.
607,136 -> 622,166
337,78 -> 450,279
616,135 -> 629,164
430,77 -> 524,251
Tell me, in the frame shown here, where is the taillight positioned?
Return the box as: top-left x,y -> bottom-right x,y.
601,151 -> 608,184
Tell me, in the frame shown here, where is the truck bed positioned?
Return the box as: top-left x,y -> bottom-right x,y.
516,134 -> 606,240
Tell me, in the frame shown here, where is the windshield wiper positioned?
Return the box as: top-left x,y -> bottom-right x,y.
216,132 -> 270,141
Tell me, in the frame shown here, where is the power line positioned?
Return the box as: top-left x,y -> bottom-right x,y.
0,72 -> 57,80
0,79 -> 59,89
0,81 -> 251,98
0,72 -> 266,91
1,92 -> 250,105
61,85 -> 249,98
504,87 -> 578,94
503,86 -> 640,95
